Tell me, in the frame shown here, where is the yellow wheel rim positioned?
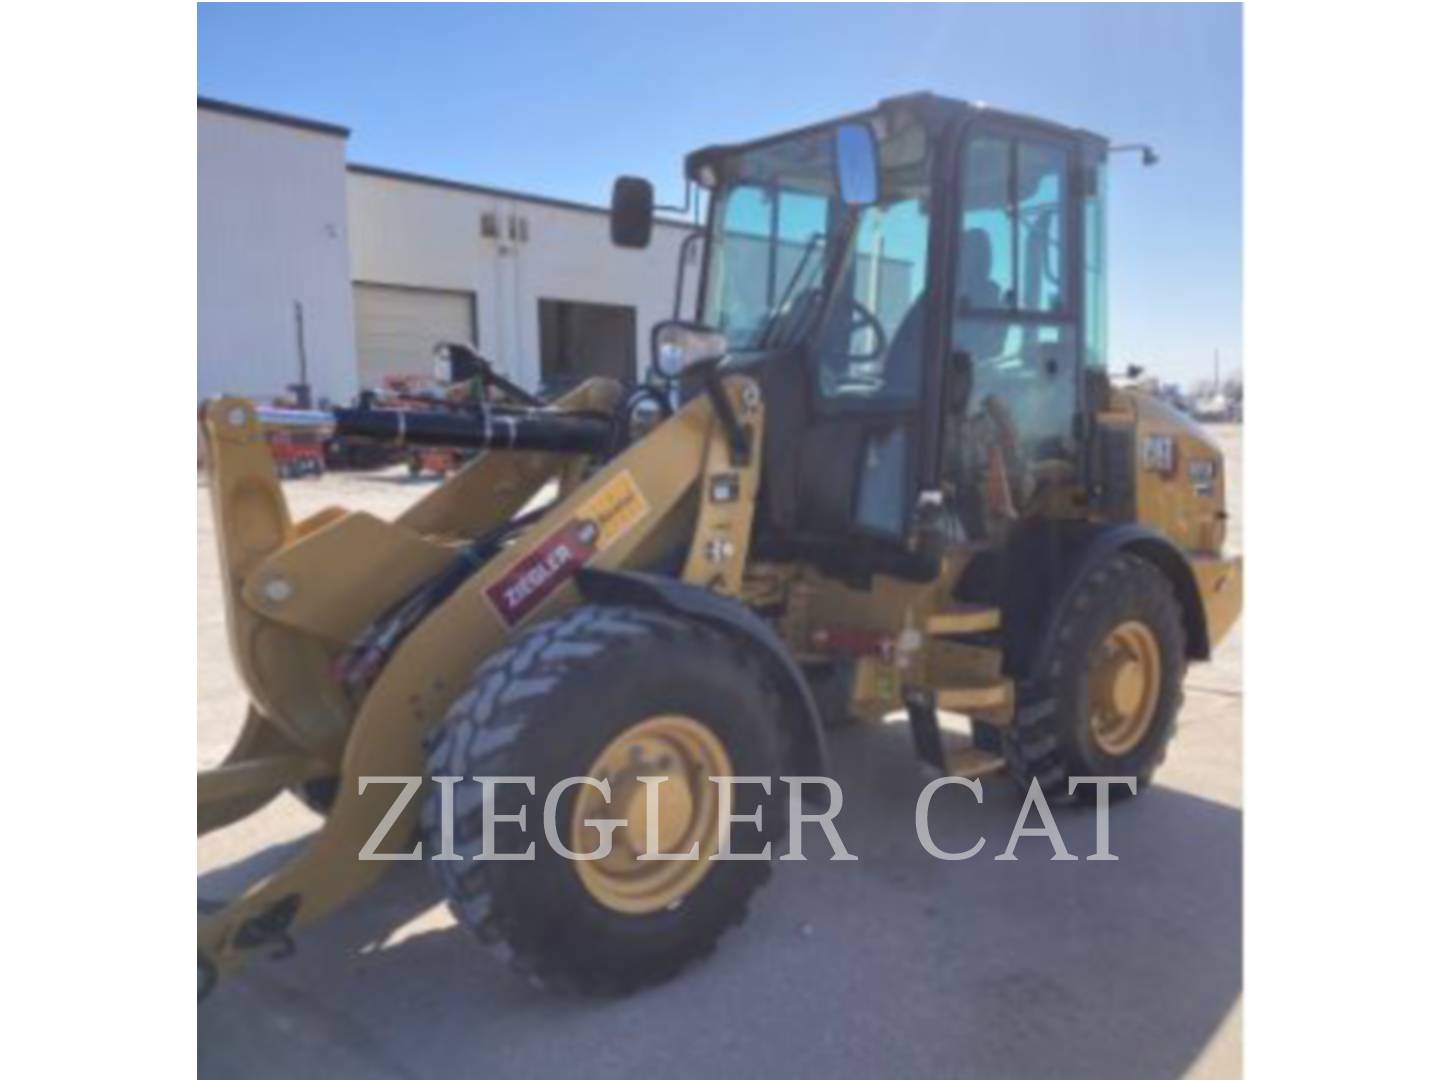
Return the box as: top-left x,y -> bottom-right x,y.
571,714 -> 732,915
1088,620 -> 1162,756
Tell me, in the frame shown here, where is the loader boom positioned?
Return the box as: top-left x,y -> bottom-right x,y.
198,373 -> 764,979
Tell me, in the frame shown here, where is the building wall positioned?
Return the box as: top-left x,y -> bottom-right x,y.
346,169 -> 699,390
198,109 -> 357,403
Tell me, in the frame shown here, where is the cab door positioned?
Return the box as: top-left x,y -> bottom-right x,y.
795,190 -> 936,545
942,124 -> 1083,533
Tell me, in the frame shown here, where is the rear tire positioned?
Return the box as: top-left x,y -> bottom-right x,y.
1004,553 -> 1186,800
422,604 -> 786,994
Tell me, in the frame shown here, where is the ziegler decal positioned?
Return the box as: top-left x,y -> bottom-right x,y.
485,471 -> 650,627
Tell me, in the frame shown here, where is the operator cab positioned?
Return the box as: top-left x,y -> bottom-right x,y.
613,93 -> 1111,582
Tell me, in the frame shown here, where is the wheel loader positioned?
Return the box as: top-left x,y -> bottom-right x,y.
197,93 -> 1242,999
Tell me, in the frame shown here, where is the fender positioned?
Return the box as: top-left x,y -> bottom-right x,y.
1026,524 -> 1210,683
575,568 -> 830,777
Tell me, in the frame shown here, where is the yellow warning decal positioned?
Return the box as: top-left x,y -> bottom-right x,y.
578,469 -> 650,550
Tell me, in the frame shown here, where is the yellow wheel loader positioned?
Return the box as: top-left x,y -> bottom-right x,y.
197,93 -> 1242,999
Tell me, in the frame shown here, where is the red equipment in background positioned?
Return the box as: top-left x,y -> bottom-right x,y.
264,395 -> 328,479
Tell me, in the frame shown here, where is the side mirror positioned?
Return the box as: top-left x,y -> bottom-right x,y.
834,123 -> 880,206
652,320 -> 728,380
611,176 -> 654,249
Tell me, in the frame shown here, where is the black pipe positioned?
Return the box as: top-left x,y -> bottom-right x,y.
331,406 -> 612,455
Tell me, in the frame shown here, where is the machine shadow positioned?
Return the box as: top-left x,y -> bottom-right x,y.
199,721 -> 1241,1080
198,818 -> 445,949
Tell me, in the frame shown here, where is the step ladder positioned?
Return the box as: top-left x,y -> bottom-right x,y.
924,605 -> 1001,637
905,603 -> 1011,779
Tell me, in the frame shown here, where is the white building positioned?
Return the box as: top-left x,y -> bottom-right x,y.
198,97 -> 695,404
198,99 -> 357,404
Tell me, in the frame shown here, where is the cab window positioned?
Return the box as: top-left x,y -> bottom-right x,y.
1083,162 -> 1108,369
958,135 -> 1070,314
947,130 -> 1079,531
816,195 -> 931,403
709,183 -> 832,349
1016,141 -> 1068,313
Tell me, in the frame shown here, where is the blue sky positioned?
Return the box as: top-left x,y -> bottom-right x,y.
198,3 -> 1241,385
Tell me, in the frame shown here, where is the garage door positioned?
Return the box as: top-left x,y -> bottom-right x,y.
353,283 -> 477,390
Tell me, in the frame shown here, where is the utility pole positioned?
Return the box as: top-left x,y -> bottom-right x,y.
290,300 -> 312,408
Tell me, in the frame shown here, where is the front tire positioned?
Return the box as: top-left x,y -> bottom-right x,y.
422,604 -> 786,994
1004,553 -> 1186,799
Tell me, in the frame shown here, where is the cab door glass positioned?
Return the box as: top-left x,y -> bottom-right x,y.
953,321 -> 1078,459
947,132 -> 1079,530
958,136 -> 1015,311
1016,141 -> 1068,313
958,136 -> 1070,314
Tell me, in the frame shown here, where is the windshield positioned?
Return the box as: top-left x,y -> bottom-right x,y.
701,109 -> 934,403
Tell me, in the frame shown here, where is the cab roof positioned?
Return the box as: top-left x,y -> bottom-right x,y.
685,92 -> 1109,183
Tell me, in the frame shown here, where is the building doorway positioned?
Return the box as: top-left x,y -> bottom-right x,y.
537,299 -> 637,393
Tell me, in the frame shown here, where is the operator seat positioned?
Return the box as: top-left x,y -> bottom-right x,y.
877,290 -> 926,400
947,229 -> 1025,536
955,229 -> 1008,363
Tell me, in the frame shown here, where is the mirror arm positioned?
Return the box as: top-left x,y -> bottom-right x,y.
655,179 -> 696,217
1110,142 -> 1160,167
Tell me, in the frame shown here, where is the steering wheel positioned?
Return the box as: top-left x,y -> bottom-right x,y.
843,298 -> 888,360
822,299 -> 891,396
